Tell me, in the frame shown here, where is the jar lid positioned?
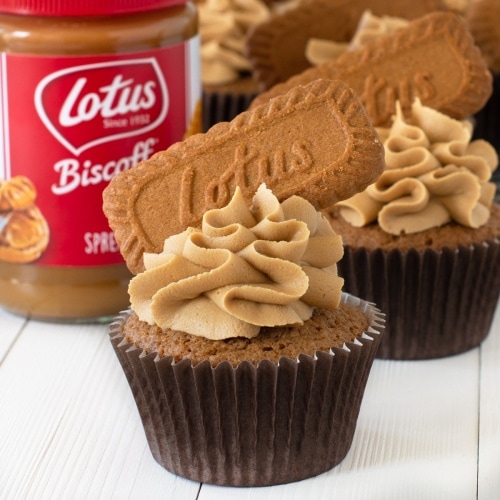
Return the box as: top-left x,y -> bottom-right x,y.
0,0 -> 187,16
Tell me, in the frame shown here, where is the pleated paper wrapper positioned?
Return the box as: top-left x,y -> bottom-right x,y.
109,293 -> 384,487
202,79 -> 259,132
473,73 -> 500,198
339,240 -> 500,360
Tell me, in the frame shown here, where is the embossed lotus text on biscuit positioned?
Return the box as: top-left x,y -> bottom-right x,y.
337,39 -> 463,125
361,72 -> 435,125
180,140 -> 314,226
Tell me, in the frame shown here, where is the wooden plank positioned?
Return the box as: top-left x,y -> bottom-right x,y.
478,305 -> 500,500
0,320 -> 200,500
199,351 -> 480,499
0,308 -> 26,362
0,310 -> 489,499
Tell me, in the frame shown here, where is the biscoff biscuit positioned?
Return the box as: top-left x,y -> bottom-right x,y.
466,0 -> 500,74
250,12 -> 492,127
103,79 -> 385,274
246,0 -> 447,91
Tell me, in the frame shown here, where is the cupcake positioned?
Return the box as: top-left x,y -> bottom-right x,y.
103,79 -> 385,486
198,0 -> 297,131
466,0 -> 500,193
327,99 -> 500,360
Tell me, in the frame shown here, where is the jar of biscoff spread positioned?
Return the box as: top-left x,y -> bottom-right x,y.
0,0 -> 200,321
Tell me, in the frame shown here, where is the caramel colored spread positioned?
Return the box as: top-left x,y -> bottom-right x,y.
0,6 -> 198,55
129,185 -> 344,339
0,4 -> 198,320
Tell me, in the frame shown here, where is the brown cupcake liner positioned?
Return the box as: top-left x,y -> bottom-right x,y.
202,88 -> 259,132
339,240 -> 500,360
472,73 -> 500,191
109,293 -> 384,487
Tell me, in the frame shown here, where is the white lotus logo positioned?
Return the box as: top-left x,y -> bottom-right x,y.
34,58 -> 169,156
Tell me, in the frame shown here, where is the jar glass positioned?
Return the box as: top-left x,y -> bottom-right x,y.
0,1 -> 200,321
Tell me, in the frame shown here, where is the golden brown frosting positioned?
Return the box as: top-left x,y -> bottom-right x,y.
129,184 -> 344,339
337,99 -> 498,235
306,10 -> 409,66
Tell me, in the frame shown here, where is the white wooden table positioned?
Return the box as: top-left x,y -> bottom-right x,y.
1,303 -> 499,500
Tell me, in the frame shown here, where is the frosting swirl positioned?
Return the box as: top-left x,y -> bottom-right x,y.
129,184 -> 344,339
337,99 -> 498,235
199,0 -> 271,85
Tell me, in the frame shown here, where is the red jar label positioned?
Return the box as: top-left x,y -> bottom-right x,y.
0,37 -> 200,266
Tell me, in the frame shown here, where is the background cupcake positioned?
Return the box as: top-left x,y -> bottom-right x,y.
327,99 -> 500,360
466,0 -> 500,194
199,0 -> 297,131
